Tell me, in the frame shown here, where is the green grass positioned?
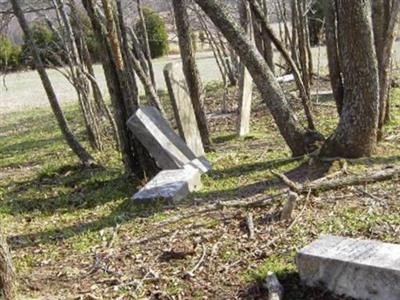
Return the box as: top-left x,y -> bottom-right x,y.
2,83 -> 400,299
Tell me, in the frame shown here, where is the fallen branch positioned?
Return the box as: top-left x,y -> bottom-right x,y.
217,193 -> 284,208
273,165 -> 400,194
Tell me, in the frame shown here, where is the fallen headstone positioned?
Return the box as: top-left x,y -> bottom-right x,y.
127,106 -> 211,172
164,63 -> 205,157
296,235 -> 400,300
132,165 -> 202,204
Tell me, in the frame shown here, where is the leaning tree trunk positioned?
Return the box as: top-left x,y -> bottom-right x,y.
321,0 -> 379,158
194,0 -> 324,156
248,0 -> 315,130
324,0 -> 344,115
172,0 -> 213,151
0,231 -> 16,300
11,0 -> 95,167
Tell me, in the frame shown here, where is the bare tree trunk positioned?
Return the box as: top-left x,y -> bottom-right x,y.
11,0 -> 95,167
324,0 -> 344,115
194,0 -> 324,156
260,0 -> 274,73
290,0 -> 299,66
83,0 -> 158,178
296,0 -> 311,96
54,0 -> 104,151
172,0 -> 213,151
0,231 -> 16,300
136,0 -> 156,88
127,28 -> 167,116
372,0 -> 400,140
69,0 -> 120,149
321,0 -> 379,158
249,0 -> 315,130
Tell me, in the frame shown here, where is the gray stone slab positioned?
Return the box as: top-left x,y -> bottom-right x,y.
189,157 -> 212,173
164,62 -> 205,156
296,235 -> 400,300
128,107 -> 202,170
132,165 -> 202,204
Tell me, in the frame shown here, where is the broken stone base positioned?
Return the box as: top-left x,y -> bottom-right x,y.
132,165 -> 202,204
296,235 -> 400,300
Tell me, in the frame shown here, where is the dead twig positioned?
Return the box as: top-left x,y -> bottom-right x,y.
183,244 -> 207,278
356,187 -> 385,202
271,170 -> 301,193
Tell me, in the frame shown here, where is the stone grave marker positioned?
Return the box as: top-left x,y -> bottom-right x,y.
133,165 -> 202,204
237,64 -> 253,136
296,235 -> 400,300
127,106 -> 211,172
164,62 -> 205,156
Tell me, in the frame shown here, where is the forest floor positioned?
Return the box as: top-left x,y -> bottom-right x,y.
1,79 -> 400,299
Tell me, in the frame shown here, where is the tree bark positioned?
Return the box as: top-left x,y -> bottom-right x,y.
172,0 -> 213,151
11,0 -> 95,167
0,230 -> 16,300
194,0 -> 324,156
248,0 -> 315,131
321,0 -> 379,158
136,0 -> 156,88
82,0 -> 158,178
324,0 -> 344,115
372,0 -> 400,140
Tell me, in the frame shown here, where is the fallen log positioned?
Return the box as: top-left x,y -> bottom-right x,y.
273,165 -> 400,194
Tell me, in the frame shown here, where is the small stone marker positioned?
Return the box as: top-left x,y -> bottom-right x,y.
164,62 -> 205,157
276,74 -> 294,83
133,165 -> 202,204
127,106 -> 210,172
296,235 -> 400,300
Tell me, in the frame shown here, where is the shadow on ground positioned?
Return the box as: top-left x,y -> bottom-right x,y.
239,272 -> 354,300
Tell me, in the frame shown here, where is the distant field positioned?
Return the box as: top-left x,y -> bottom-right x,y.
0,52 -> 222,114
2,41 -> 400,114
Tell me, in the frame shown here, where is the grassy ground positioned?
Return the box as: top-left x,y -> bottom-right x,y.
1,81 -> 400,299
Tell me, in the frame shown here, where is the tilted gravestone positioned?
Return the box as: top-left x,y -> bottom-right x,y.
296,235 -> 400,300
133,164 -> 202,204
164,62 -> 205,157
127,106 -> 211,172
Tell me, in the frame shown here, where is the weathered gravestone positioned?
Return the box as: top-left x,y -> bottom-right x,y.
237,64 -> 253,136
133,164 -> 202,204
164,62 -> 205,156
296,235 -> 400,300
237,2 -> 254,137
127,106 -> 211,172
